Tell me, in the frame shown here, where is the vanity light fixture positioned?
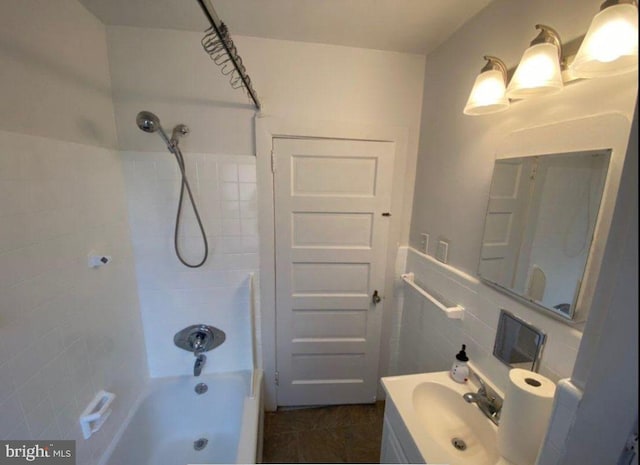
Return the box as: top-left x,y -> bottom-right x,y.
506,24 -> 564,99
570,0 -> 638,77
464,56 -> 510,115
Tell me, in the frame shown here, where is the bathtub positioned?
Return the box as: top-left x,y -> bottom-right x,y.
102,369 -> 263,465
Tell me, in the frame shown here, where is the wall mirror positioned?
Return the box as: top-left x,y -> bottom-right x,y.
478,149 -> 611,320
493,309 -> 546,371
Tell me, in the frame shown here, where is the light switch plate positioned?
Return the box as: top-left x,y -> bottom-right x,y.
436,240 -> 449,264
420,233 -> 430,254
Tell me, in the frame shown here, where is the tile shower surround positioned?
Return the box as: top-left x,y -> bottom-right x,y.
121,151 -> 260,377
0,130 -> 147,465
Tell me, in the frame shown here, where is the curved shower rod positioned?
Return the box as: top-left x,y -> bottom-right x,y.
196,0 -> 261,110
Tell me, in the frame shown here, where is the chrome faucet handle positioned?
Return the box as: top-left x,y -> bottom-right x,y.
193,342 -> 203,355
463,369 -> 503,425
193,336 -> 204,354
174,324 -> 226,355
470,369 -> 501,406
191,330 -> 208,355
469,369 -> 486,393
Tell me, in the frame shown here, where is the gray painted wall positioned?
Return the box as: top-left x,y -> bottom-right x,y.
410,0 -> 638,276
0,0 -> 117,148
561,105 -> 638,464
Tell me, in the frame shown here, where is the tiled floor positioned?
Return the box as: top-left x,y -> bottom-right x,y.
262,402 -> 385,463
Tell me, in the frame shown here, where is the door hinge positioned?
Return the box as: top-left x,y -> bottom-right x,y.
270,149 -> 275,173
274,371 -> 279,386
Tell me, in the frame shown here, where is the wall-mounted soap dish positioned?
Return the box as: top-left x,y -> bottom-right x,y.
79,390 -> 116,439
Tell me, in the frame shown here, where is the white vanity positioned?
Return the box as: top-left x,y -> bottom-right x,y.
380,371 -> 500,465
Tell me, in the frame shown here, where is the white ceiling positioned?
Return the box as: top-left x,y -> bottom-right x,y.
79,0 -> 492,55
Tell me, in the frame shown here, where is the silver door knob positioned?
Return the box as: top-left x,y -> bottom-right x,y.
372,290 -> 381,304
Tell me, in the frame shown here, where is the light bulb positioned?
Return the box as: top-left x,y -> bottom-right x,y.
464,57 -> 509,116
506,43 -> 564,99
571,3 -> 638,77
464,70 -> 510,115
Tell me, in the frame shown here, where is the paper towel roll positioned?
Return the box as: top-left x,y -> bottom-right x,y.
497,368 -> 556,465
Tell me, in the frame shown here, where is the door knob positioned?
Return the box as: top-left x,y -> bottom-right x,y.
372,290 -> 381,304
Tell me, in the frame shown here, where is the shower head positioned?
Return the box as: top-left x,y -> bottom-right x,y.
136,111 -> 161,133
136,110 -> 172,146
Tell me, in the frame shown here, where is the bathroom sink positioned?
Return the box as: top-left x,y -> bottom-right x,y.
381,371 -> 500,465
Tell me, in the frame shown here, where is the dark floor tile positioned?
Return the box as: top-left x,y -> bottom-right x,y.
348,422 -> 384,444
263,402 -> 385,463
262,431 -> 300,463
345,443 -> 381,464
265,408 -> 317,434
308,405 -> 352,430
346,402 -> 385,427
298,427 -> 349,463
345,423 -> 383,463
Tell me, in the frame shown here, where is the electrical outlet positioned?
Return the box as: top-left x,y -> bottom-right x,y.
420,233 -> 430,254
436,240 -> 449,264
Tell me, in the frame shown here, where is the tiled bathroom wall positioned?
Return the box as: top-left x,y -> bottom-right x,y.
392,247 -> 582,393
121,152 -> 259,377
0,131 -> 147,464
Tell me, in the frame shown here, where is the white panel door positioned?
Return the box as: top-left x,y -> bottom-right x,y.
479,158 -> 532,287
273,138 -> 394,406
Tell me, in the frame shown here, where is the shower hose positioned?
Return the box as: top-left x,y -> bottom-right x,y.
170,144 -> 209,268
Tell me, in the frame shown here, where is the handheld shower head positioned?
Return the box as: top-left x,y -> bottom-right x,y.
136,111 -> 161,133
136,110 -> 173,147
133,110 -> 207,268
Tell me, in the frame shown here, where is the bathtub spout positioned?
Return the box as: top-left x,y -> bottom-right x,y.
194,354 -> 206,376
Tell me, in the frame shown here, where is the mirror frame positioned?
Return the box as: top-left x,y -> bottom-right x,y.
485,114 -> 631,325
478,149 -> 611,321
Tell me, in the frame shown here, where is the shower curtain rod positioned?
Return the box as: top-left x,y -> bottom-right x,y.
196,0 -> 261,110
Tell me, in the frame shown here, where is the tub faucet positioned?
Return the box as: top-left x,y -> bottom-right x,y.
194,354 -> 206,376
463,370 -> 502,425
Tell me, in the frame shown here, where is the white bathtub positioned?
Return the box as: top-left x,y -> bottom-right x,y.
102,369 -> 263,465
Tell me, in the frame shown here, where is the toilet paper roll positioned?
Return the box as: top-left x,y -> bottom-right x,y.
497,368 -> 556,465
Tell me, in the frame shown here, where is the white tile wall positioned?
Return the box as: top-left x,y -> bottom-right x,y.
392,246 -> 582,393
387,246 -> 409,375
121,151 -> 260,378
0,130 -> 147,464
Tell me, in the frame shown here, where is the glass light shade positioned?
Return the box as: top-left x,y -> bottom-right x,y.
506,43 -> 564,99
570,3 -> 638,77
463,69 -> 509,115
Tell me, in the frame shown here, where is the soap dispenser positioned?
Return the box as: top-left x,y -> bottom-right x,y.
450,344 -> 469,383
